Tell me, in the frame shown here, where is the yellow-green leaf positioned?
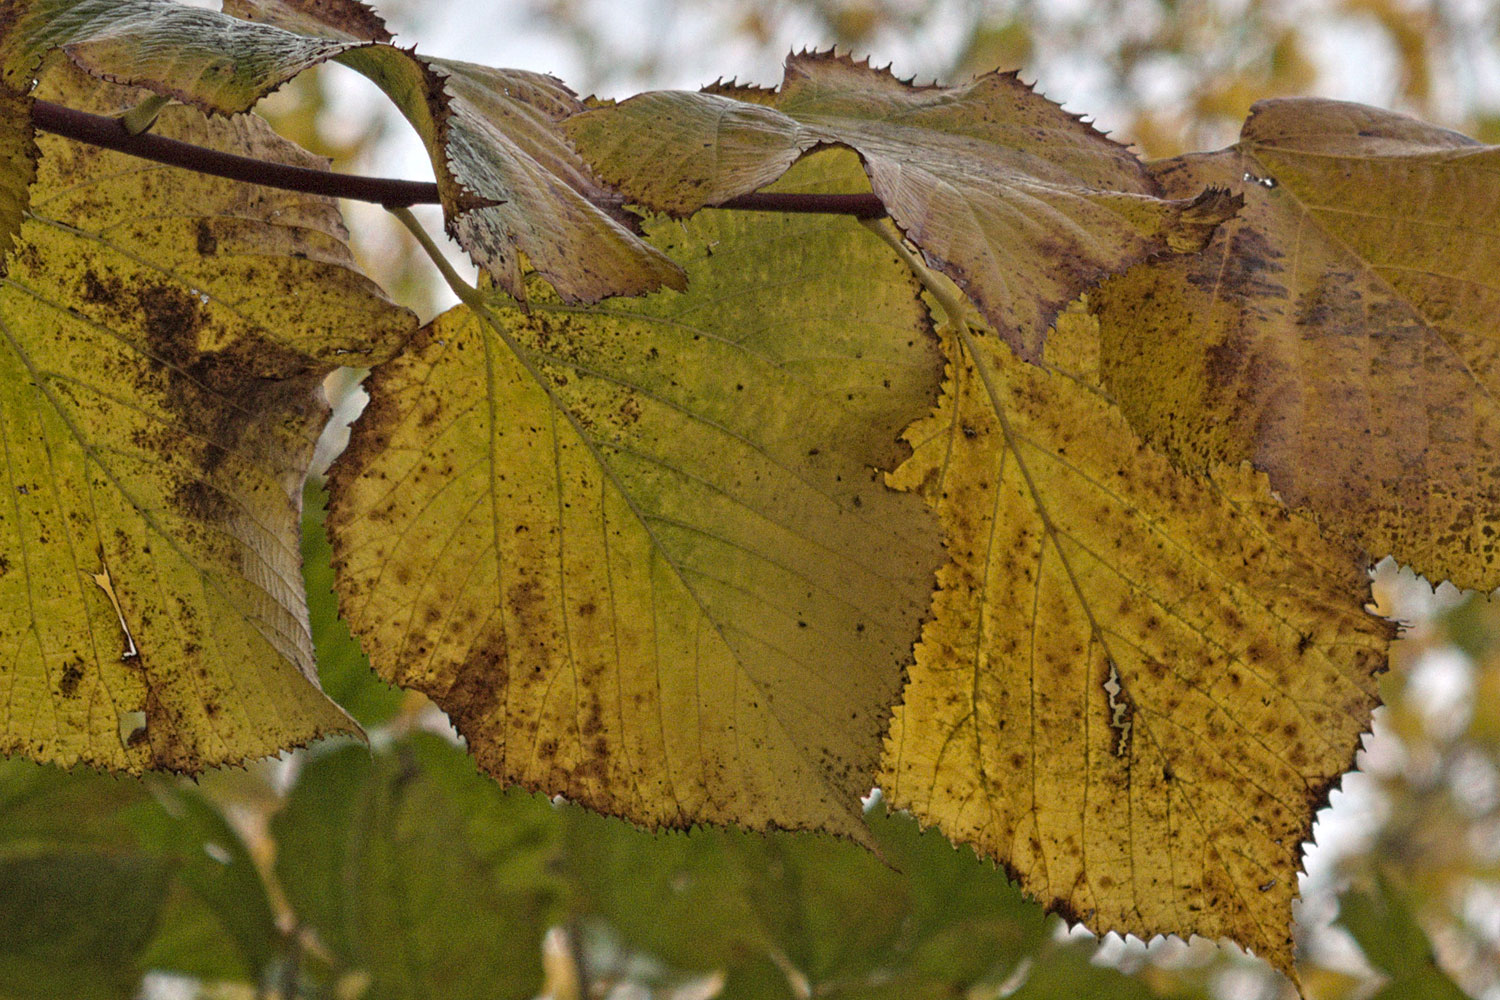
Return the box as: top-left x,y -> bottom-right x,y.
329,153 -> 943,837
879,308 -> 1389,972
1097,99 -> 1500,590
566,51 -> 1239,360
0,68 -> 414,771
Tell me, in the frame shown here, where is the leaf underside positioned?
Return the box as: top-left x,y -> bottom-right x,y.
2,0 -> 683,303
1098,98 -> 1500,591
565,50 -> 1239,360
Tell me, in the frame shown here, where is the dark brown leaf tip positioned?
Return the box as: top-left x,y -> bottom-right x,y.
1165,186 -> 1243,254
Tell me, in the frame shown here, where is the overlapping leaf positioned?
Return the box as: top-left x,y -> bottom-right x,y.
328,153 -> 943,838
272,735 -> 562,1000
565,51 -> 1238,360
0,68 -> 412,771
1097,99 -> 1500,590
1,0 -> 682,303
0,757 -> 170,998
879,308 -> 1390,972
0,82 -> 35,272
562,799 -> 1048,1000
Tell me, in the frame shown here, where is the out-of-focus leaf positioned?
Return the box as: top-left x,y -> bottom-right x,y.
129,782 -> 281,983
328,152 -> 943,840
1339,876 -> 1469,1000
560,798 -> 1052,999
301,480 -> 403,728
1002,938 -> 1166,1000
0,67 -> 410,772
879,309 -> 1389,973
271,734 -> 561,1000
566,50 -> 1239,360
1098,98 -> 1500,589
0,758 -> 169,999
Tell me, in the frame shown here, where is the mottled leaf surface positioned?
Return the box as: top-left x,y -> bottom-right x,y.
879,309 -> 1389,972
4,0 -> 683,303
1098,99 -> 1500,589
0,83 -> 35,274
272,735 -> 561,1000
567,51 -> 1237,359
329,154 -> 943,838
0,70 -> 412,771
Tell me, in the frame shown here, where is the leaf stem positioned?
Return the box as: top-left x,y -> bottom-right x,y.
388,206 -> 486,307
32,99 -> 887,217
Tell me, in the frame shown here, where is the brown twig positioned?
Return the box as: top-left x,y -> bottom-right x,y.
30,99 -> 887,217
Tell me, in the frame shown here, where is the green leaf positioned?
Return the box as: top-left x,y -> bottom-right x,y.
0,758 -> 170,1000
301,479 -> 404,729
128,782 -> 282,983
1097,99 -> 1500,589
0,66 -> 413,772
1338,875 -> 1468,999
560,799 -> 1053,999
566,51 -> 1239,360
271,735 -> 561,1000
328,151 -> 944,838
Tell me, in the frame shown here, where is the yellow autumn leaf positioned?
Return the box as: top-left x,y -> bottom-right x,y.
880,305 -> 1389,973
328,153 -> 944,837
1098,98 -> 1500,590
0,67 -> 414,771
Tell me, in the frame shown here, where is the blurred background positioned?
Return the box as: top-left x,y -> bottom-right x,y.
7,1 -> 1500,998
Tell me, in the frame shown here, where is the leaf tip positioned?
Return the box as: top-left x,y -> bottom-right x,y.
1163,185 -> 1243,254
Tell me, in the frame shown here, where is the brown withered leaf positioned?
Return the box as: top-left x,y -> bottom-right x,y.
566,50 -> 1238,360
1097,98 -> 1500,590
880,307 -> 1389,973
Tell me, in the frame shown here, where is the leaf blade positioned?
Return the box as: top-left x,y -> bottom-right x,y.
1098,98 -> 1500,589
329,152 -> 944,836
0,67 -> 413,771
880,309 -> 1389,971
